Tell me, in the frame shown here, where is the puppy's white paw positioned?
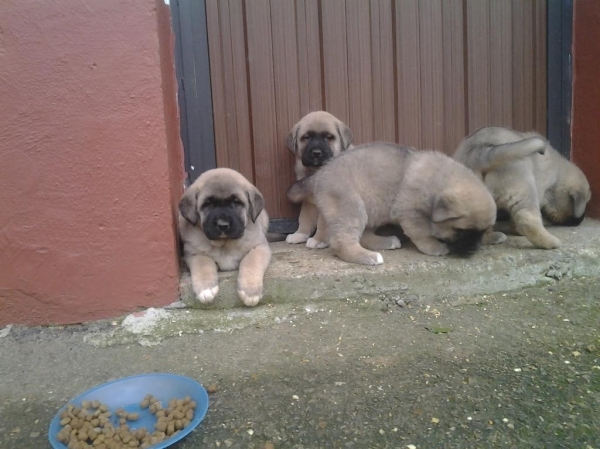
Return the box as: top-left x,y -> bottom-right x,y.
374,252 -> 384,265
237,288 -> 262,307
388,236 -> 401,249
306,237 -> 329,249
196,285 -> 219,303
286,232 -> 310,244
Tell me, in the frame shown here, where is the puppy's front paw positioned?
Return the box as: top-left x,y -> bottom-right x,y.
195,285 -> 219,304
237,282 -> 263,307
306,237 -> 329,249
414,239 -> 449,257
386,236 -> 402,250
483,231 -> 507,245
286,232 -> 310,244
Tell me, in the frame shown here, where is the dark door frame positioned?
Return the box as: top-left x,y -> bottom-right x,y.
547,0 -> 573,158
170,0 -> 574,229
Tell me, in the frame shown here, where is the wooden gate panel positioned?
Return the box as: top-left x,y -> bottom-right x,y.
203,0 -> 547,220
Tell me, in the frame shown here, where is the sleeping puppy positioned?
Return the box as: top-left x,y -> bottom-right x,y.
284,111 -> 353,248
453,126 -> 591,249
287,142 -> 496,265
178,168 -> 271,306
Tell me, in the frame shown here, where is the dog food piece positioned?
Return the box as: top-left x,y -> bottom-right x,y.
140,399 -> 150,409
155,410 -> 166,419
166,421 -> 175,436
91,400 -> 101,409
119,418 -> 127,426
127,412 -> 139,421
90,418 -> 99,427
99,404 -> 108,413
82,401 -> 91,409
60,417 -> 72,426
175,419 -> 183,431
188,401 -> 197,410
154,420 -> 167,432
185,408 -> 194,420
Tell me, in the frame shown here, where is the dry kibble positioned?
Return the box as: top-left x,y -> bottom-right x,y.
57,393 -> 198,448
154,421 -> 167,432
166,421 -> 175,436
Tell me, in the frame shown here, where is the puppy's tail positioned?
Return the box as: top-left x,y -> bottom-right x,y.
287,175 -> 314,203
468,136 -> 546,172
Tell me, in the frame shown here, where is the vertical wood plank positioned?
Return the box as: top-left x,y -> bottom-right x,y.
419,0 -> 444,151
395,0 -> 421,148
321,0 -> 350,124
228,0 -> 254,180
441,0 -> 465,153
371,0 -> 396,142
466,0 -> 491,132
271,0 -> 300,218
245,0 -> 281,216
346,0 -> 373,143
205,0 -> 228,169
512,0 -> 535,131
295,0 -> 323,116
534,0 -> 547,135
489,0 -> 513,128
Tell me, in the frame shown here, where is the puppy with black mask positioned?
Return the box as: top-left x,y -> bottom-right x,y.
178,168 -> 271,307
284,111 -> 353,248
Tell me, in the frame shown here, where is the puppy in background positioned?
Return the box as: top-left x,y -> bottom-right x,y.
285,111 -> 353,248
178,168 -> 271,307
288,142 -> 497,265
454,126 -> 591,249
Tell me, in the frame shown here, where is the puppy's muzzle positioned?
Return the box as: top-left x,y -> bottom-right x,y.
204,211 -> 244,240
438,229 -> 485,258
302,140 -> 333,167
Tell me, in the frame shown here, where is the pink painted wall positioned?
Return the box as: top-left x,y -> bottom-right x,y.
572,0 -> 600,219
0,0 -> 184,325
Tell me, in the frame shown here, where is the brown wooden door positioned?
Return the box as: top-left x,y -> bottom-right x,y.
205,0 -> 547,220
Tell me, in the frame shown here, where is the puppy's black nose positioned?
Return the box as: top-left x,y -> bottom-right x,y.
217,219 -> 230,231
311,149 -> 322,158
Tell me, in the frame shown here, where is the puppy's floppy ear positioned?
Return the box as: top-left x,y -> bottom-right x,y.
572,191 -> 588,218
246,187 -> 265,223
431,195 -> 462,223
285,125 -> 300,154
179,187 -> 200,226
336,122 -> 353,151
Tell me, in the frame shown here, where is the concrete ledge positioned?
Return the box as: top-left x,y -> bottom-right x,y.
179,219 -> 600,309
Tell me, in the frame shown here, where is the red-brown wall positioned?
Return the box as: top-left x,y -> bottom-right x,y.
0,0 -> 184,325
572,0 -> 600,219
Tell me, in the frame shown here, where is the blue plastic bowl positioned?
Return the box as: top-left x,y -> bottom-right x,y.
49,373 -> 209,449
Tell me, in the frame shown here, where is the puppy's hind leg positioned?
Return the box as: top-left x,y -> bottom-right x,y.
286,201 -> 318,244
360,228 -> 401,251
325,202 -> 383,265
512,207 -> 561,249
306,214 -> 329,249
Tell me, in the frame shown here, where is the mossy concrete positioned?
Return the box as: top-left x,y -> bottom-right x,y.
179,219 -> 600,310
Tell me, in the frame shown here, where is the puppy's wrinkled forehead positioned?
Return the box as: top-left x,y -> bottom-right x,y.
300,120 -> 336,136
199,178 -> 245,203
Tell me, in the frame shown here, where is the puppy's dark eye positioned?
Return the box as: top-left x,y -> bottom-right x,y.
231,199 -> 243,207
325,134 -> 335,141
301,134 -> 310,141
201,200 -> 213,209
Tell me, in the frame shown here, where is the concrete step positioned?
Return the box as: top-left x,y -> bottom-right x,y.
179,219 -> 600,310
